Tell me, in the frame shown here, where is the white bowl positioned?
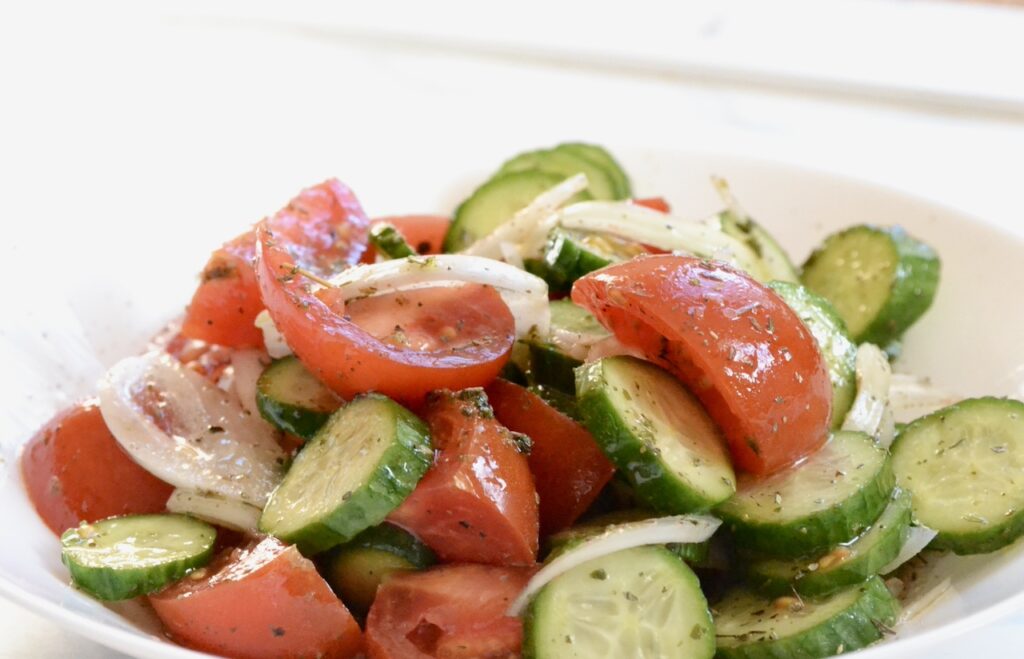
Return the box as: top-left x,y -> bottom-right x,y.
2,149 -> 1023,658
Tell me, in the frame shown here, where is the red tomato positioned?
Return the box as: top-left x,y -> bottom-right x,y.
181,230 -> 265,348
255,229 -> 514,405
20,401 -> 173,535
362,215 -> 451,263
150,536 -> 362,659
485,379 -> 615,535
632,197 -> 671,213
388,390 -> 538,565
572,255 -> 832,475
181,179 -> 372,348
365,564 -> 532,659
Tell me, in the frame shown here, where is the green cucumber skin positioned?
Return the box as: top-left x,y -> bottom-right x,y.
557,143 -> 632,199
369,223 -> 416,259
576,360 -> 735,514
444,169 -> 572,253
527,341 -> 582,395
260,395 -> 433,556
714,577 -> 899,659
529,384 -> 582,421
746,491 -> 912,599
802,225 -> 940,346
61,515 -> 216,601
497,146 -> 619,201
719,211 -> 800,284
768,281 -> 858,430
256,390 -> 333,441
523,547 -> 714,659
335,523 -> 436,569
539,229 -> 617,292
716,441 -> 895,558
256,357 -> 339,440
892,397 -> 1024,555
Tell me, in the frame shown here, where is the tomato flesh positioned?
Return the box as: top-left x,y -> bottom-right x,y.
572,254 -> 832,474
21,401 -> 173,535
365,564 -> 531,659
182,179 -> 372,348
485,379 -> 615,535
255,229 -> 514,405
362,215 -> 451,262
632,197 -> 671,213
388,390 -> 538,565
181,230 -> 264,348
150,536 -> 362,659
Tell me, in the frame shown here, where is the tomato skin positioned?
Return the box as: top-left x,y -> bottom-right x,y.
365,564 -> 532,659
181,230 -> 265,348
255,233 -> 514,405
362,215 -> 451,263
182,179 -> 372,348
485,379 -> 615,535
150,536 -> 362,659
20,401 -> 173,535
388,390 -> 538,566
572,255 -> 832,475
632,197 -> 671,213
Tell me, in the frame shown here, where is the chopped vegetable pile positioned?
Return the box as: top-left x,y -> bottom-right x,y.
20,142 -> 1024,659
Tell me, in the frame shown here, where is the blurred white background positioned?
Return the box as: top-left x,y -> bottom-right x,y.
1,0 -> 1023,656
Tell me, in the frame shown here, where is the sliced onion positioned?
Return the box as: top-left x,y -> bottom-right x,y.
255,309 -> 292,358
889,373 -> 959,424
461,173 -> 588,261
880,525 -> 939,575
166,489 -> 263,533
98,351 -> 286,507
544,202 -> 771,281
507,514 -> 721,616
328,254 -> 550,339
230,349 -> 272,420
842,343 -> 895,447
899,575 -> 952,624
583,335 -> 646,363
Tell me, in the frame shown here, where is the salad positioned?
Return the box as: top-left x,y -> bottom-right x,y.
18,142 -> 1024,659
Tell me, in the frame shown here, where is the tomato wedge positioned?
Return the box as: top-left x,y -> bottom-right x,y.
150,536 -> 362,659
365,564 -> 532,659
485,379 -> 615,535
572,255 -> 832,475
362,215 -> 451,263
21,401 -> 173,535
388,390 -> 538,566
181,179 -> 372,348
255,235 -> 514,405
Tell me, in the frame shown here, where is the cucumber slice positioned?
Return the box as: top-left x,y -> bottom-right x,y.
558,143 -> 632,199
768,281 -> 858,429
719,210 -> 800,284
891,397 -> 1024,554
444,170 -> 582,252
260,394 -> 434,555
538,229 -> 648,292
576,356 -> 736,514
747,489 -> 912,599
61,514 -> 216,601
545,510 -> 712,567
369,222 -> 416,259
523,546 -> 714,659
498,147 -> 619,201
321,523 -> 435,615
256,356 -> 342,440
716,432 -> 894,557
527,300 -> 610,394
801,225 -> 940,346
714,576 -> 899,659
529,384 -> 581,421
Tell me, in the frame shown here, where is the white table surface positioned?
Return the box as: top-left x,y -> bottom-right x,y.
2,0 -> 1024,656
